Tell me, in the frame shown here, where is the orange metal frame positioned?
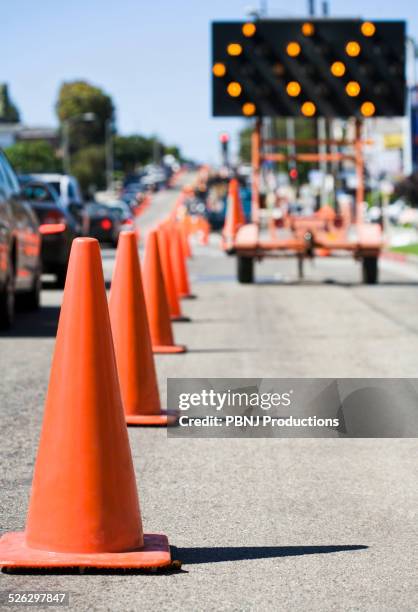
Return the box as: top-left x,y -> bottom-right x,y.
250,118 -> 366,225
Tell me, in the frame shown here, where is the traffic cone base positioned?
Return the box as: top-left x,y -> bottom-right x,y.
171,314 -> 191,322
181,293 -> 196,299
126,409 -> 179,427
0,532 -> 171,569
153,344 -> 187,354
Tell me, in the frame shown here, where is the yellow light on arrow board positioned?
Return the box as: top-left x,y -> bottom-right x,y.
361,101 -> 376,117
302,22 -> 315,36
301,101 -> 316,116
212,63 -> 226,77
242,102 -> 256,116
286,81 -> 301,97
361,22 -> 376,37
330,61 -> 346,77
227,43 -> 242,56
287,42 -> 301,57
227,82 -> 242,97
346,81 -> 361,97
242,23 -> 256,37
346,41 -> 361,57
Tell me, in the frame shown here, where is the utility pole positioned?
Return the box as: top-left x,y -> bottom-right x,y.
62,121 -> 70,175
260,0 -> 268,16
105,118 -> 114,191
308,0 -> 315,16
318,0 -> 330,206
61,112 -> 96,176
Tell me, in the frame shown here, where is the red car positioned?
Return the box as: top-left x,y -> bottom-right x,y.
0,150 -> 42,329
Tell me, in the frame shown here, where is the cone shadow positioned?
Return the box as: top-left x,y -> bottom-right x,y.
172,544 -> 368,564
2,565 -> 186,576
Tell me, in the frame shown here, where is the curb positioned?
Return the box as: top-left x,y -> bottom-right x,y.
381,250 -> 418,266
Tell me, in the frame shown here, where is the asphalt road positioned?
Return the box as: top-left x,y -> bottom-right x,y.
1,182 -> 418,611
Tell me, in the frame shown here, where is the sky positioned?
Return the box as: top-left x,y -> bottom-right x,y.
2,0 -> 418,162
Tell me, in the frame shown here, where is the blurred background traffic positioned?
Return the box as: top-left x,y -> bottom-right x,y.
1,0 -> 418,330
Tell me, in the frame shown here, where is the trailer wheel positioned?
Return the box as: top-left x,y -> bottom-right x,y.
362,256 -> 378,285
237,256 -> 254,284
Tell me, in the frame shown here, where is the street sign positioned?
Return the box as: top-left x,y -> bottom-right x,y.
211,19 -> 406,119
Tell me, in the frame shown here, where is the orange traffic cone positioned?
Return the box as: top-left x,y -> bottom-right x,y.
181,222 -> 192,258
0,238 -> 171,569
222,178 -> 245,246
198,216 -> 210,245
143,230 -> 186,354
109,232 -> 179,426
157,224 -> 190,322
171,223 -> 195,299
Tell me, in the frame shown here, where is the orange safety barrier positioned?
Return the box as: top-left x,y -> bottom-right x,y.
142,230 -> 186,354
0,237 -> 171,569
109,231 -> 179,426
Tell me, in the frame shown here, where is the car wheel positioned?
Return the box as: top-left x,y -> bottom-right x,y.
237,255 -> 254,284
0,258 -> 15,330
362,256 -> 378,285
21,266 -> 42,311
56,266 -> 68,289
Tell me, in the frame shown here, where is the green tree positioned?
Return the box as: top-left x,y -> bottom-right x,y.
114,135 -> 154,173
164,144 -> 181,160
71,145 -> 106,195
239,125 -> 252,162
0,84 -> 20,123
56,81 -> 114,150
5,141 -> 62,173
239,118 -> 319,182
394,172 -> 418,207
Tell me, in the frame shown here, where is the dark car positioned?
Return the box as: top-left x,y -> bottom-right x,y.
0,150 -> 42,329
20,180 -> 81,287
85,203 -> 121,246
108,202 -> 135,232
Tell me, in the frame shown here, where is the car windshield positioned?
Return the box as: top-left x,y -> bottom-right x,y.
109,205 -> 130,218
23,184 -> 53,202
48,181 -> 61,195
86,204 -> 111,216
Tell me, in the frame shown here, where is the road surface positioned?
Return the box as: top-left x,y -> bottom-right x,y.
1,182 -> 417,611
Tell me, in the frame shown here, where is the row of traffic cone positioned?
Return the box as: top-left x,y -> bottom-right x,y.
0,217 -> 195,570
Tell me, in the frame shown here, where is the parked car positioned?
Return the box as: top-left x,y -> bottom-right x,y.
85,203 -> 121,246
0,150 -> 42,329
19,179 -> 80,287
121,183 -> 146,208
27,173 -> 83,208
108,201 -> 136,232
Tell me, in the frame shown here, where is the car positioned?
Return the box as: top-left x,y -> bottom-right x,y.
107,201 -> 136,232
26,173 -> 83,208
0,150 -> 42,329
121,183 -> 146,207
20,180 -> 81,287
85,203 -> 121,246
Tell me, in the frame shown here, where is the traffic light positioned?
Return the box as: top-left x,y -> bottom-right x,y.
289,167 -> 298,181
219,132 -> 230,165
211,19 -> 406,118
